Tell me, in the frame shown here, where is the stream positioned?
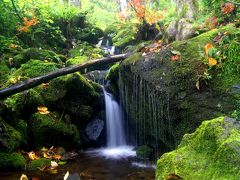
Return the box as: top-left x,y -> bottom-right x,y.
0,86 -> 155,180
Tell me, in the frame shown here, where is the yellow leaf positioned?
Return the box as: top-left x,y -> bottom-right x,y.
28,151 -> 39,160
208,58 -> 217,66
37,106 -> 50,115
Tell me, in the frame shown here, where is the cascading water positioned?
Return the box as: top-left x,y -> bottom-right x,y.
96,88 -> 135,159
104,89 -> 126,147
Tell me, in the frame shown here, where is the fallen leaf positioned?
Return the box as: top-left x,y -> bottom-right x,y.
28,151 -> 39,160
171,55 -> 180,61
204,43 -> 214,56
37,106 -> 50,115
166,173 -> 183,180
53,154 -> 62,160
20,174 -> 28,180
51,161 -> 58,168
208,58 -> 217,66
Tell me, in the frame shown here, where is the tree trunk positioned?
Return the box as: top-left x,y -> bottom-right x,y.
0,53 -> 129,99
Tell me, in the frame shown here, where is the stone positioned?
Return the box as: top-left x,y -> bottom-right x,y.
176,19 -> 195,41
85,119 -> 104,141
156,117 -> 240,180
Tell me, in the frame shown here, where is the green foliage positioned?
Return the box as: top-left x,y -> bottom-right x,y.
0,152 -> 26,170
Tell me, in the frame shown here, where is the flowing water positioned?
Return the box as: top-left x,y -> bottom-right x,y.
0,87 -> 155,179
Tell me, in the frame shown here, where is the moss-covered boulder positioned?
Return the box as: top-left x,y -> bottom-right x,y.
68,42 -> 105,59
28,159 -> 51,171
156,117 -> 240,180
66,56 -> 88,66
112,23 -> 138,49
4,89 -> 44,114
0,117 -> 23,152
30,112 -> 80,149
117,24 -> 239,151
0,152 -> 26,170
10,48 -> 64,68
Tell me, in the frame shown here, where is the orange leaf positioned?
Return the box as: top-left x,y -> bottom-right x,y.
53,154 -> 62,160
205,43 -> 214,56
208,58 -> 217,66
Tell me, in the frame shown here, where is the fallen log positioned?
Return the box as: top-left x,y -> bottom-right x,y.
0,53 -> 129,99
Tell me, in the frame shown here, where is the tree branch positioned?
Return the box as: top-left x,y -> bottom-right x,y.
0,53 -> 129,99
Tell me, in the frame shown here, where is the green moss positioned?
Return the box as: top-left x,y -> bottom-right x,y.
28,159 -> 51,171
106,63 -> 120,82
113,27 -> 137,49
0,152 -> 26,170
0,118 -> 23,152
0,62 -> 10,86
69,42 -> 104,59
156,117 -> 240,180
4,89 -> 44,113
30,112 -> 80,149
66,56 -> 88,66
136,145 -> 153,159
10,48 -> 64,68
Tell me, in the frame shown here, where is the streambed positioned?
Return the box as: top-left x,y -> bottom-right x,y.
0,148 -> 155,180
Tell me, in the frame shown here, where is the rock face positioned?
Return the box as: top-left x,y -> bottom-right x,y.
85,119 -> 104,141
166,0 -> 198,41
156,117 -> 240,180
113,25 -> 239,153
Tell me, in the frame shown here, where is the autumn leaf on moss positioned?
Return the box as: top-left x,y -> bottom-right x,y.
171,55 -> 180,61
204,43 -> 214,56
208,58 -> 217,66
28,151 -> 39,160
37,106 -> 50,115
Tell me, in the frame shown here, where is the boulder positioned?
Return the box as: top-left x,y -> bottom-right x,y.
156,117 -> 240,179
176,19 -> 195,41
30,112 -> 80,149
85,119 -> 104,141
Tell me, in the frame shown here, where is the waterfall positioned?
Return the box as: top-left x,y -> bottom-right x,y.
95,88 -> 135,159
103,88 -> 126,147
119,0 -> 127,12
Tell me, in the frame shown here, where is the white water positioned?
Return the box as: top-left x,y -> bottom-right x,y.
119,0 -> 127,12
97,88 -> 135,159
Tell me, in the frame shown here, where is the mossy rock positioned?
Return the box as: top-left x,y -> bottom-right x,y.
30,112 -> 80,149
112,23 -> 138,49
28,159 -> 51,171
156,117 -> 240,180
4,89 -> 44,114
68,42 -> 105,59
66,56 -> 88,66
0,117 -> 23,152
0,152 -> 26,170
136,145 -> 153,159
0,62 -> 10,86
106,63 -> 119,82
10,48 -> 64,68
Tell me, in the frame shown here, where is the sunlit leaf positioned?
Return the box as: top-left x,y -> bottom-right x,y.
20,174 -> 28,180
37,106 -> 50,115
208,58 -> 217,66
204,43 -> 214,56
28,151 -> 39,160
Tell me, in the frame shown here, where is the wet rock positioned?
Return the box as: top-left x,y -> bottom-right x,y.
66,173 -> 81,180
231,84 -> 240,94
85,119 -> 104,141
